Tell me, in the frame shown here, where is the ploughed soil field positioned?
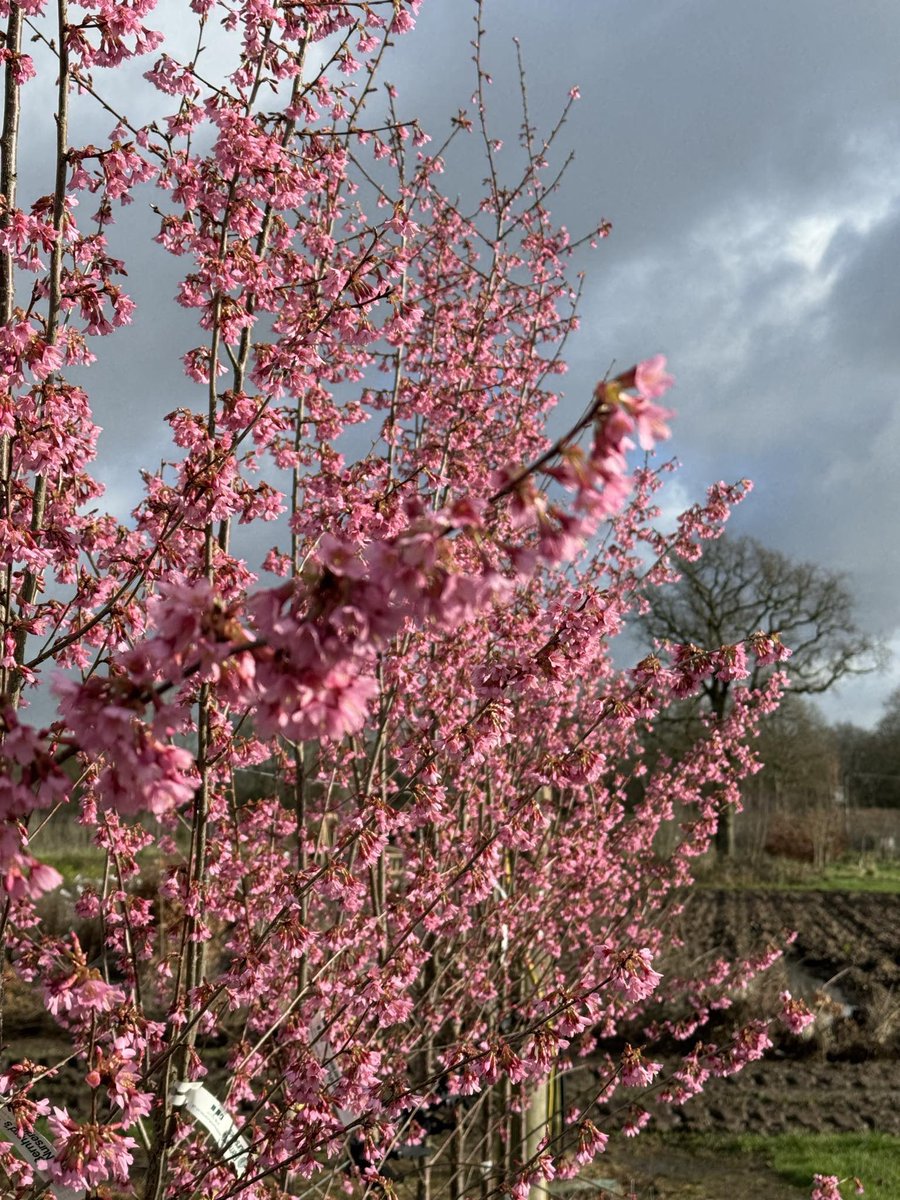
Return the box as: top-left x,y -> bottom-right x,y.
646,888 -> 900,1134
3,888 -> 899,1198
589,888 -> 900,1198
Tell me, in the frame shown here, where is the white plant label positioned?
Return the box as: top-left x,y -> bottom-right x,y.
0,1100 -> 81,1200
172,1082 -> 250,1176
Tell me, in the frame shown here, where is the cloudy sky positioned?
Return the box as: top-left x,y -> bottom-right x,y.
386,0 -> 900,726
24,1 -> 899,726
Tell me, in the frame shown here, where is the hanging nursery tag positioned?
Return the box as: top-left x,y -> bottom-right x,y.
171,1082 -> 251,1176
0,1100 -> 81,1200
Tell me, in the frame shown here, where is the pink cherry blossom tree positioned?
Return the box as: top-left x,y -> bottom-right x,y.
0,1 -> 809,1197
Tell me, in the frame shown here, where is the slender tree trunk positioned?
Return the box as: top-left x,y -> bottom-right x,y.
523,1078 -> 548,1182
715,806 -> 736,859
712,684 -> 737,858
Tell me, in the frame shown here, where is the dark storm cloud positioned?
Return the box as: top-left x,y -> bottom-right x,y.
396,1 -> 900,242
390,1 -> 900,724
823,205 -> 900,370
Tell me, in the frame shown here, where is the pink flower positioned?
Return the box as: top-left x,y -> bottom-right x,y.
634,354 -> 675,400
390,7 -> 416,32
90,1039 -> 153,1121
749,630 -> 792,666
622,1107 -> 651,1137
779,990 -> 816,1035
318,533 -> 368,580
720,1021 -> 772,1073
627,393 -> 674,450
619,1044 -> 662,1087
3,858 -> 62,899
43,1110 -> 136,1189
45,972 -> 125,1021
598,944 -> 662,1002
573,1120 -> 607,1164
715,642 -> 749,681
811,1176 -> 843,1200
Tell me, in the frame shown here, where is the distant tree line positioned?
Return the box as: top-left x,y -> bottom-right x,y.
834,690 -> 900,809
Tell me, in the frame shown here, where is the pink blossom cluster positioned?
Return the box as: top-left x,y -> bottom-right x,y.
43,1109 -> 136,1189
811,1176 -> 865,1199
780,990 -> 817,1035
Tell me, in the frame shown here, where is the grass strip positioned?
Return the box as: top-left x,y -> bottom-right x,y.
672,1131 -> 900,1198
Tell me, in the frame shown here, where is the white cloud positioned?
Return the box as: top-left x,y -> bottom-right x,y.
815,632 -> 900,730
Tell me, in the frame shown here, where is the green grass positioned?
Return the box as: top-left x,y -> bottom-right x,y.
38,844 -> 106,884
808,860 -> 900,893
674,1132 -> 900,1198
38,843 -> 165,886
698,856 -> 900,894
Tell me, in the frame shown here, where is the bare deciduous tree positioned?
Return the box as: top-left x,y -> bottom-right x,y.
637,535 -> 880,855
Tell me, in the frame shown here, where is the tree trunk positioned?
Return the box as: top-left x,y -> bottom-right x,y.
715,805 -> 736,858
523,1077 -> 548,1200
712,687 -> 736,859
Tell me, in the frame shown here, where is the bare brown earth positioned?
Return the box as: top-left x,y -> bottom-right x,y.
655,888 -> 900,1134
578,1139 -> 808,1200
579,889 -> 900,1198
